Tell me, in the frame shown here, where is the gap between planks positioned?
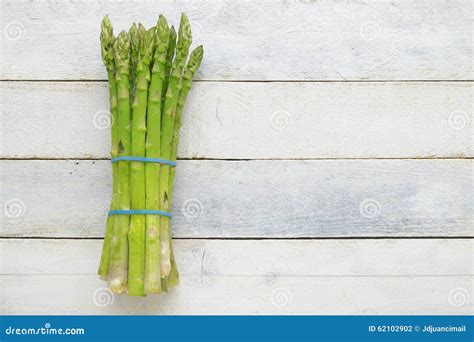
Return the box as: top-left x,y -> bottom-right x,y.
1,274 -> 471,277
1,157 -> 472,161
1,236 -> 473,240
1,79 -> 474,83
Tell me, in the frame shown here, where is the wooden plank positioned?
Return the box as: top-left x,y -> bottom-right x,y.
2,275 -> 472,314
1,1 -> 472,80
2,239 -> 472,276
1,81 -> 472,159
1,239 -> 472,314
1,160 -> 472,238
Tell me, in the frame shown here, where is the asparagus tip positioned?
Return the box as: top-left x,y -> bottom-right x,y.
178,13 -> 192,44
187,45 -> 204,71
101,15 -> 112,31
157,15 -> 169,32
100,15 -> 115,71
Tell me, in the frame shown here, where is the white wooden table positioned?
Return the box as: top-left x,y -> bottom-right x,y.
1,0 -> 472,315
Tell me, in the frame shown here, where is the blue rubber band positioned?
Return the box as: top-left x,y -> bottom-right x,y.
111,156 -> 176,167
108,209 -> 172,219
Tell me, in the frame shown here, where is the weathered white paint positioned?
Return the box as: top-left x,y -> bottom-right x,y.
2,239 -> 472,276
1,160 -> 472,238
1,1 -> 472,80
4,274 -> 472,314
1,0 -> 472,317
1,81 -> 472,159
1,239 -> 472,314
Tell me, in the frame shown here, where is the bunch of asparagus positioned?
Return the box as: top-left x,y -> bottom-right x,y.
97,14 -> 203,296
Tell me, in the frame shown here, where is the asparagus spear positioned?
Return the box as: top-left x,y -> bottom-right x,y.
144,15 -> 170,294
159,25 -> 176,292
128,23 -> 139,101
128,25 -> 155,296
98,16 -> 119,279
163,46 -> 204,289
160,24 -> 176,292
166,245 -> 180,288
162,26 -> 176,109
168,46 -> 203,200
159,14 -> 192,277
108,31 -> 131,294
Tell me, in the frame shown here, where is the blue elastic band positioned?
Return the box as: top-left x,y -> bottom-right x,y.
108,209 -> 172,219
111,156 -> 176,167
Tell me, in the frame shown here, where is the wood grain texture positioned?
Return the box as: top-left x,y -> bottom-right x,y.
1,0 -> 472,80
2,239 -> 472,276
1,159 -> 472,238
2,81 -> 472,159
4,275 -> 472,314
1,239 -> 472,315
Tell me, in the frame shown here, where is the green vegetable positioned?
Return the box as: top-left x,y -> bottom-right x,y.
144,15 -> 169,294
128,23 -> 139,101
98,16 -> 119,280
108,31 -> 131,294
98,14 -> 203,296
159,14 -> 192,278
169,45 -> 204,200
165,46 -> 203,289
128,25 -> 155,296
162,26 -> 177,109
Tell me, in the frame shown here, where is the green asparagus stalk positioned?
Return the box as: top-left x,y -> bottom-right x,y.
98,16 -> 119,279
160,244 -> 177,291
128,24 -> 155,296
166,245 -> 180,288
159,25 -> 176,292
128,23 -> 139,101
108,31 -> 131,294
159,14 -> 192,277
162,26 -> 176,108
168,46 -> 203,200
144,15 -> 170,294
164,46 -> 204,289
